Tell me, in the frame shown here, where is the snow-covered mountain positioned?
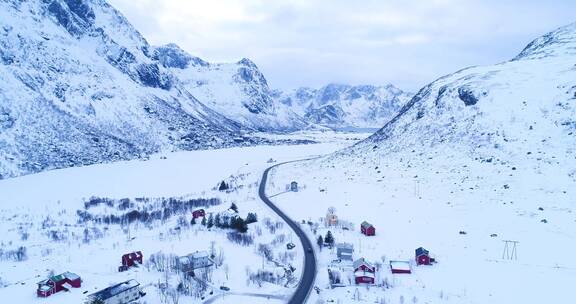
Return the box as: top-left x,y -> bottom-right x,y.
0,0 -> 307,179
276,83 -> 412,129
154,44 -> 310,131
266,22 -> 576,304
345,21 -> 576,163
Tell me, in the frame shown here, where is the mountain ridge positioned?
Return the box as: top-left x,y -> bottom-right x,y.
276,83 -> 412,129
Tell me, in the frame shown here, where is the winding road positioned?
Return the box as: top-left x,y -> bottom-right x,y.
258,159 -> 318,304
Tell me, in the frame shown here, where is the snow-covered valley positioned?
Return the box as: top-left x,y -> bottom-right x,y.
0,132 -> 365,303
1,0 -> 575,303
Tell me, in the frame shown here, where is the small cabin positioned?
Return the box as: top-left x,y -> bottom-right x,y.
37,272 -> 81,297
325,213 -> 338,226
119,251 -> 143,272
192,209 -> 206,219
353,258 -> 375,284
390,260 -> 412,274
290,181 -> 298,192
360,221 -> 375,236
336,243 -> 354,261
415,247 -> 431,265
87,279 -> 141,304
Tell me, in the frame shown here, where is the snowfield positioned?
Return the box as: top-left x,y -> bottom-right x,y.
268,147 -> 576,304
0,133 -> 366,304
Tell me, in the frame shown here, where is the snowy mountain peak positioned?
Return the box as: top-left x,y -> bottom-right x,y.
158,48 -> 309,131
237,57 -> 258,68
153,43 -> 209,69
277,83 -> 412,128
0,0 -> 283,178
513,21 -> 576,61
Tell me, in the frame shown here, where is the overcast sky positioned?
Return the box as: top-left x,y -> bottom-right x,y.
108,0 -> 575,92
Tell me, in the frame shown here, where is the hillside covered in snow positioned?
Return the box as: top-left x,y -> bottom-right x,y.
277,84 -> 412,129
0,0 -> 313,179
154,44 -> 311,131
266,21 -> 576,304
346,21 -> 576,171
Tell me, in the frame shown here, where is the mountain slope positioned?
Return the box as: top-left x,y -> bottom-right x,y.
277,83 -> 412,129
0,0 -> 283,179
153,44 -> 311,131
265,22 -> 576,304
338,22 -> 576,168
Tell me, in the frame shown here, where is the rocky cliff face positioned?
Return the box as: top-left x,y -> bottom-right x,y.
154,44 -> 310,131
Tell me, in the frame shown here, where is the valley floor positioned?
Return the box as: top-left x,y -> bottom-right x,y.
0,131 -> 365,304
1,130 -> 574,304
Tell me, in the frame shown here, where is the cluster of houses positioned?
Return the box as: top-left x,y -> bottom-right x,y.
36,247 -> 218,302
330,240 -> 437,287
37,251 -> 145,304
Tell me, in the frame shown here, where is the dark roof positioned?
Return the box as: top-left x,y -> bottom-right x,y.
415,247 -> 429,257
361,221 -> 373,229
44,272 -> 80,284
89,279 -> 139,300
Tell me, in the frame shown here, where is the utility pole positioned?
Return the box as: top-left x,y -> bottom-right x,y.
502,240 -> 519,260
414,179 -> 421,197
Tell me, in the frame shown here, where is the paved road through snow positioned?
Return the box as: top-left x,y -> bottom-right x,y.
258,158 -> 318,304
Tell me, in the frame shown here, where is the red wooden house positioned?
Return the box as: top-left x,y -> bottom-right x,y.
354,271 -> 375,284
353,258 -> 375,284
192,209 -> 206,219
37,272 -> 81,297
415,247 -> 431,265
360,221 -> 375,236
119,251 -> 143,272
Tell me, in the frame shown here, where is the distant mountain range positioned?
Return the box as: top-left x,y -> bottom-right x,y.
0,0 -> 411,179
276,84 -> 412,129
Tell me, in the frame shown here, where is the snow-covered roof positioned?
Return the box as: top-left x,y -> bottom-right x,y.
336,242 -> 353,250
89,279 -> 140,300
390,260 -> 411,271
353,257 -> 374,270
191,251 -> 209,259
63,271 -> 80,281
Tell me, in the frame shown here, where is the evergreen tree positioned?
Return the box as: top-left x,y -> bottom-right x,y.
219,181 -> 229,191
207,214 -> 214,229
317,235 -> 324,249
246,212 -> 258,224
324,230 -> 334,247
230,203 -> 239,213
214,213 -> 222,228
190,217 -> 196,225
232,217 -> 248,233
201,216 -> 207,226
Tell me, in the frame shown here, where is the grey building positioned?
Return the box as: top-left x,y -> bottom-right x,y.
178,251 -> 214,271
336,243 -> 354,261
86,279 -> 141,304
